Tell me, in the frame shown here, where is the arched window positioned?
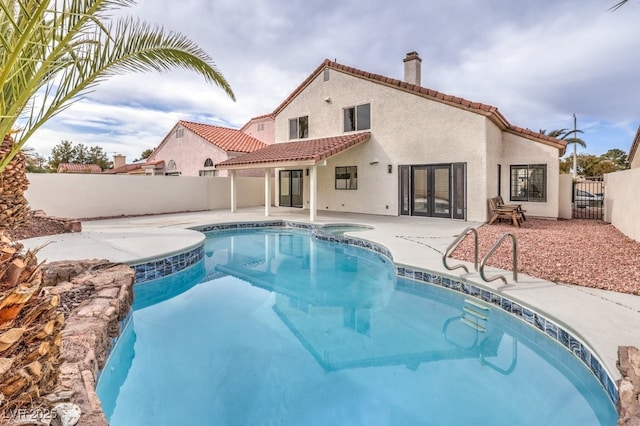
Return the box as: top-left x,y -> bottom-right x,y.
204,158 -> 214,167
167,160 -> 177,171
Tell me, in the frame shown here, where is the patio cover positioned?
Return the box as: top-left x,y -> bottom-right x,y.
216,132 -> 371,221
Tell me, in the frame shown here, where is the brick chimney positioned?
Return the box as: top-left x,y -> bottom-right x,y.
113,154 -> 126,169
403,51 -> 422,86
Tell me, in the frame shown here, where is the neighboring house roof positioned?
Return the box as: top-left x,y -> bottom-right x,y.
217,132 -> 371,169
240,113 -> 275,132
270,59 -> 566,154
57,163 -> 102,173
103,163 -> 143,174
628,125 -> 640,163
103,160 -> 165,174
179,120 -> 267,153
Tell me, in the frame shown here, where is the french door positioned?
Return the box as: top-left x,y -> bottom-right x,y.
399,163 -> 466,219
279,170 -> 303,208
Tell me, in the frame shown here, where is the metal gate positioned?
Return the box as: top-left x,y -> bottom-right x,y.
572,179 -> 604,220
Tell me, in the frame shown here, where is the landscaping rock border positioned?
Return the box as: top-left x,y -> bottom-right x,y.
618,346 -> 640,425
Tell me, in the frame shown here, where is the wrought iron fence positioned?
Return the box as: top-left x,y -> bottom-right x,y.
572,178 -> 604,220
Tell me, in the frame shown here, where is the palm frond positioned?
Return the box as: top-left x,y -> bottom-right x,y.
609,0 -> 629,11
565,137 -> 587,149
0,0 -> 235,172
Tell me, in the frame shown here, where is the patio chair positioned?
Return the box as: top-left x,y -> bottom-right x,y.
496,196 -> 526,221
488,197 -> 522,227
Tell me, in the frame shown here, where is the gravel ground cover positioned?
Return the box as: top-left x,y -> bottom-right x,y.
451,219 -> 640,295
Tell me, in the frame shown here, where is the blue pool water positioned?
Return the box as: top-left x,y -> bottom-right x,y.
97,228 -> 617,425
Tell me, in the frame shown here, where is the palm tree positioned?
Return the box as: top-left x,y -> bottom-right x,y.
540,127 -> 587,178
1,0 -> 235,173
1,0 -> 235,227
610,0 -> 629,11
539,128 -> 587,149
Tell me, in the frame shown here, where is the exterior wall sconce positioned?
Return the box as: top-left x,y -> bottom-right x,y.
387,164 -> 393,174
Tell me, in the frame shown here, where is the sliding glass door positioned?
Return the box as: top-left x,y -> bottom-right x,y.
279,170 -> 303,208
399,163 -> 465,219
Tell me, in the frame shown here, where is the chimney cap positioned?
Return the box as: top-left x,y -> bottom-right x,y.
404,51 -> 422,62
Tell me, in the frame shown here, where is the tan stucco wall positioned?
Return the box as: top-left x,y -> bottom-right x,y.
630,153 -> 640,169
242,118 -> 275,145
25,174 -> 265,218
499,133 -> 560,219
484,121 -> 504,219
148,127 -> 230,177
558,174 -> 573,219
604,168 -> 640,242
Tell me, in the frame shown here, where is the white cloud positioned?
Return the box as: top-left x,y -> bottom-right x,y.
21,0 -> 640,162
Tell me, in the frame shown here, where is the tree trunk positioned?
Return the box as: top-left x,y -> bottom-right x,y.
0,135 -> 31,229
0,233 -> 62,412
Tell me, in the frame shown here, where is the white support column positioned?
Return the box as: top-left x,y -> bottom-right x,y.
309,165 -> 317,222
274,168 -> 280,207
230,170 -> 237,213
264,168 -> 271,217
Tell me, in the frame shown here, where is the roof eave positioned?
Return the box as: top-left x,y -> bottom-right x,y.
216,159 -> 318,170
627,126 -> 640,163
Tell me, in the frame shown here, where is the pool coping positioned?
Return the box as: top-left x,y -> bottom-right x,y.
126,219 -> 618,407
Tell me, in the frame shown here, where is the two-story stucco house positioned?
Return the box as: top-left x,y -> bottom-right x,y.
217,52 -> 567,222
146,120 -> 267,177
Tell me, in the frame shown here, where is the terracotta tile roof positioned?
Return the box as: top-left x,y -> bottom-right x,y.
216,132 -> 370,169
628,125 -> 640,163
57,163 -> 102,173
103,163 -> 143,174
179,120 -> 266,153
103,160 -> 164,174
271,59 -> 566,154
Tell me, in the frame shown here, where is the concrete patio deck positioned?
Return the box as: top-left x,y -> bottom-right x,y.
20,207 -> 640,381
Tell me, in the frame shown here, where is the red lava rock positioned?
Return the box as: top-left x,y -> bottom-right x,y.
451,219 -> 640,295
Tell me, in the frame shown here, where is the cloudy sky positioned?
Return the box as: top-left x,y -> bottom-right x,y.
25,0 -> 640,163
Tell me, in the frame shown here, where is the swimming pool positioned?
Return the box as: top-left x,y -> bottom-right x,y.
98,227 -> 617,425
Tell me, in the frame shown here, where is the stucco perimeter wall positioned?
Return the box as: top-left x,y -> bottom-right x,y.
276,68 -> 490,221
25,174 -> 265,218
604,168 -> 640,242
500,133 -> 560,219
558,174 -> 573,219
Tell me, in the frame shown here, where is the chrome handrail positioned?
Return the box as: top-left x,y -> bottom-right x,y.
479,232 -> 518,284
442,227 -> 478,273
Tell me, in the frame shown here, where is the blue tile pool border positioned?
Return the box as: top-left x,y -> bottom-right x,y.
130,244 -> 204,283
156,220 -> 618,406
396,264 -> 619,406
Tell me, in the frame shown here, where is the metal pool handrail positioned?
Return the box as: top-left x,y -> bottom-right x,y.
442,227 -> 478,273
480,232 -> 518,284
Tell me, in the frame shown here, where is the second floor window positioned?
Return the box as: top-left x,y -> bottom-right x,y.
289,116 -> 309,140
175,128 -> 184,138
344,103 -> 370,132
